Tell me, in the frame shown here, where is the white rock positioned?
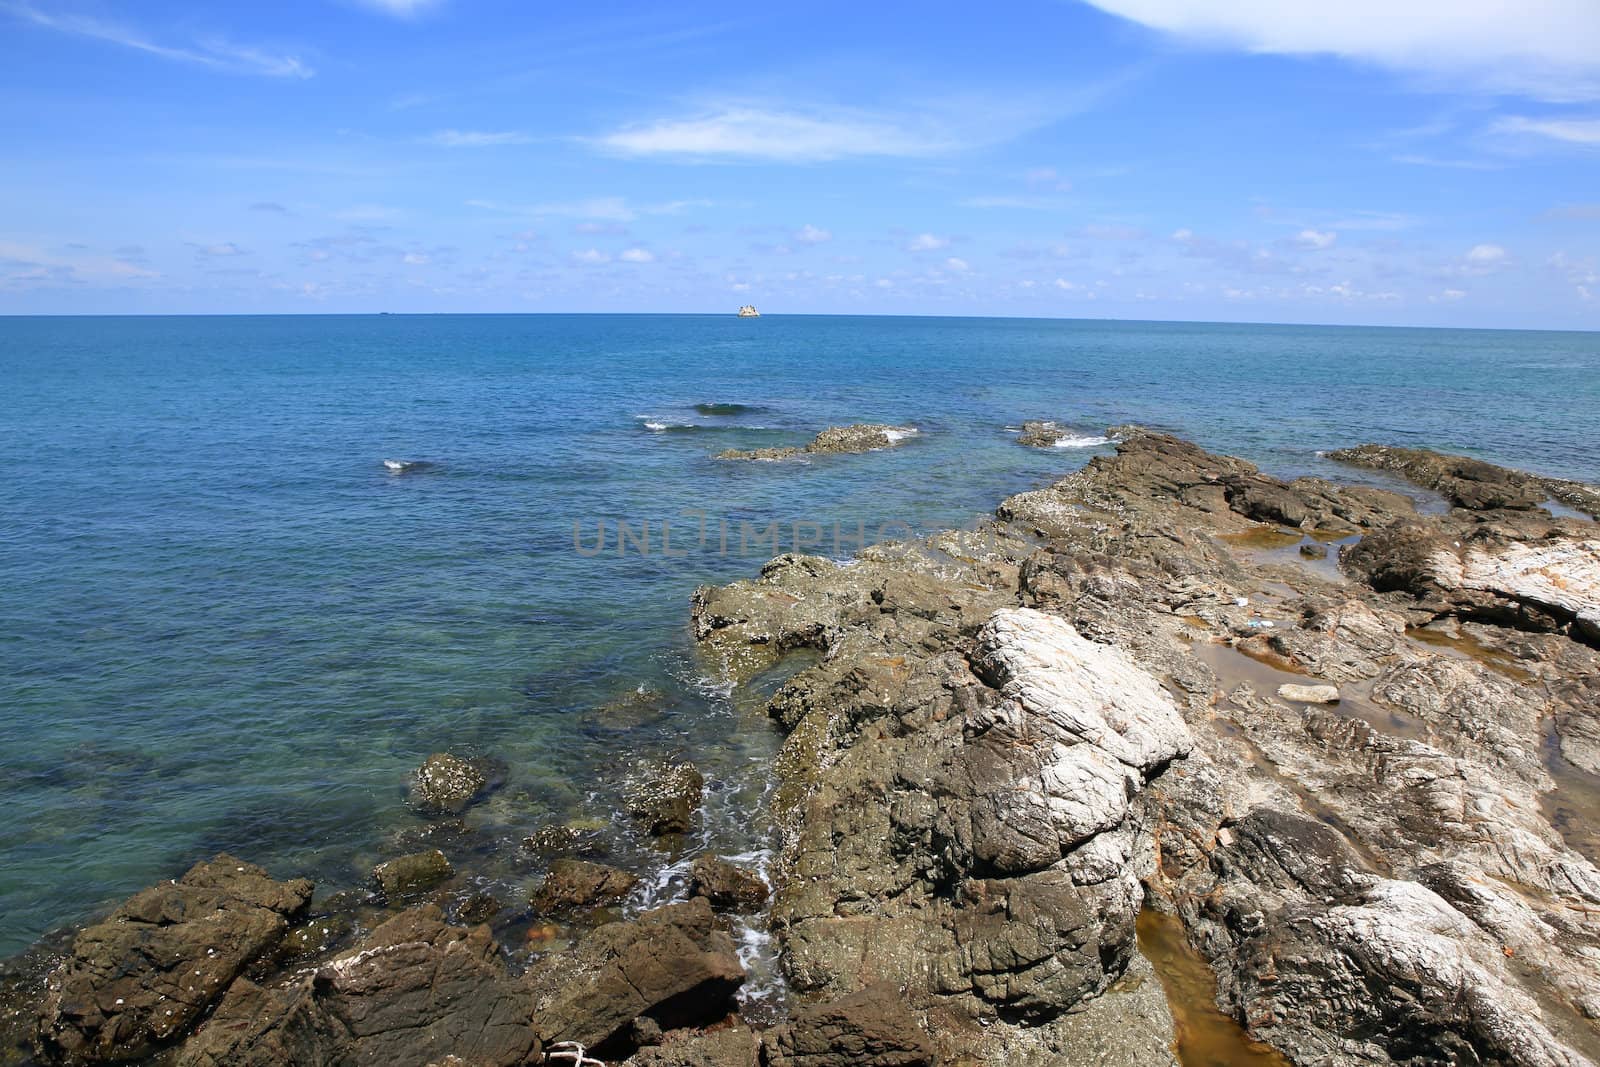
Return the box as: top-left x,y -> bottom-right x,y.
1277,683 -> 1341,704
1429,538 -> 1600,624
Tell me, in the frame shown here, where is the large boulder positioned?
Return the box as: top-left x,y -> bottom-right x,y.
372,850 -> 453,900
407,754 -> 487,815
528,898 -> 744,1059
175,906 -> 538,1067
36,855 -> 312,1064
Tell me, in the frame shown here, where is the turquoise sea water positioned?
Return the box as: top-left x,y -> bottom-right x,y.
1,313 -> 1597,957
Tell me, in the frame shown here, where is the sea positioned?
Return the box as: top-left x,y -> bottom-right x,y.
1,313 -> 1596,960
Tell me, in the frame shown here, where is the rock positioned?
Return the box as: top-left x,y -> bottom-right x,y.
175,906 -> 538,1067
1328,443 -> 1590,514
407,753 -> 487,815
527,898 -> 745,1059
530,859 -> 639,914
623,760 -> 705,836
1275,683 -> 1340,704
626,1026 -> 763,1066
36,854 -> 312,1064
689,855 -> 769,911
1299,542 -> 1329,559
718,424 -> 916,461
763,985 -> 934,1066
1017,420 -> 1065,448
522,821 -> 608,858
372,850 -> 453,899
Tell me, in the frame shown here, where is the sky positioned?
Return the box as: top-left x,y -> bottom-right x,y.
1,0 -> 1599,327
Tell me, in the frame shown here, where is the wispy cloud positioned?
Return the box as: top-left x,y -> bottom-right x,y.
907,233 -> 951,252
619,247 -> 655,263
466,197 -> 711,222
594,105 -> 961,162
190,242 -> 249,257
1491,115 -> 1600,146
2,2 -> 312,78
425,129 -> 531,147
794,224 -> 832,244
960,195 -> 1068,210
353,0 -> 439,16
1296,229 -> 1338,250
1078,0 -> 1600,101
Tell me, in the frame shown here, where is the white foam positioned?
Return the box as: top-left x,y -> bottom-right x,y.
642,421 -> 669,431
882,427 -> 919,443
1052,434 -> 1111,448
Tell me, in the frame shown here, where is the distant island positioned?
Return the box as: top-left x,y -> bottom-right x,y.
737,304 -> 760,317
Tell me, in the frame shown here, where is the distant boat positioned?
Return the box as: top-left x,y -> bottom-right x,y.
737,305 -> 760,317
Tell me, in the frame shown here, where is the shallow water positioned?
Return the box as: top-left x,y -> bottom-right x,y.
1136,909 -> 1291,1067
1,313 -> 1597,955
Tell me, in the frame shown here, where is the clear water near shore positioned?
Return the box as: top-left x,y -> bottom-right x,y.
0,313 -> 1597,957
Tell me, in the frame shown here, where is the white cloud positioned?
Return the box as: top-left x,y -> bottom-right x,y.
572,249 -> 611,264
945,257 -> 971,272
1054,278 -> 1078,290
425,129 -> 530,147
596,105 -> 964,162
1492,115 -> 1600,145
192,242 -> 248,257
907,233 -> 950,252
619,247 -> 654,263
402,252 -> 429,265
961,195 -> 1066,210
2,2 -> 312,78
795,224 -> 832,244
1466,243 -> 1507,263
1296,229 -> 1338,249
1440,288 -> 1467,301
1078,0 -> 1600,100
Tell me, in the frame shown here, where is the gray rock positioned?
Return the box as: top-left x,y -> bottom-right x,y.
623,760 -> 705,836
763,985 -> 933,1066
530,859 -> 639,914
1275,683 -> 1340,704
718,424 -> 916,461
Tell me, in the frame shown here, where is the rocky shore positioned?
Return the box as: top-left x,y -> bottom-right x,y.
4,431 -> 1599,1066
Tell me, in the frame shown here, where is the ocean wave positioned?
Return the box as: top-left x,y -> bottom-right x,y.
1053,434 -> 1110,448
882,427 -> 919,443
694,402 -> 766,416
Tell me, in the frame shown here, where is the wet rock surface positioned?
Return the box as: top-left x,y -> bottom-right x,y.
689,855 -> 769,911
623,760 -> 706,837
372,849 -> 453,900
531,859 -> 640,914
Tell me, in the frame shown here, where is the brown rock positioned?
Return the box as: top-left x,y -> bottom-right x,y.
530,859 -> 639,914
372,850 -> 453,900
36,855 -> 312,1064
763,985 -> 934,1067
689,855 -> 769,911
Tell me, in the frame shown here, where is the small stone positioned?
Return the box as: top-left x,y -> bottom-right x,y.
1300,542 -> 1330,560
1277,683 -> 1341,704
373,850 -> 453,899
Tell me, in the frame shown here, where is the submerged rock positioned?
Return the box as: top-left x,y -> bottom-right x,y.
530,859 -> 639,914
372,849 -> 453,900
1017,420 -> 1067,448
175,906 -> 538,1067
36,854 -> 312,1064
407,753 -> 488,815
1329,442 -> 1599,515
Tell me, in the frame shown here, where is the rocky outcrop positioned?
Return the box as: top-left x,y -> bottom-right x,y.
762,985 -> 934,1066
527,898 -> 745,1059
36,855 -> 312,1064
1017,420 -> 1067,447
717,424 -> 916,461
1329,442 -> 1600,517
691,429 -> 1600,1066
174,906 -> 538,1067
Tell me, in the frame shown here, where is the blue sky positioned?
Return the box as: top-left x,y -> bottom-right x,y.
2,0 -> 1598,327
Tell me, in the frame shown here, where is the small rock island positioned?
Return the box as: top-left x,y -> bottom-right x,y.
737,304 -> 760,317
